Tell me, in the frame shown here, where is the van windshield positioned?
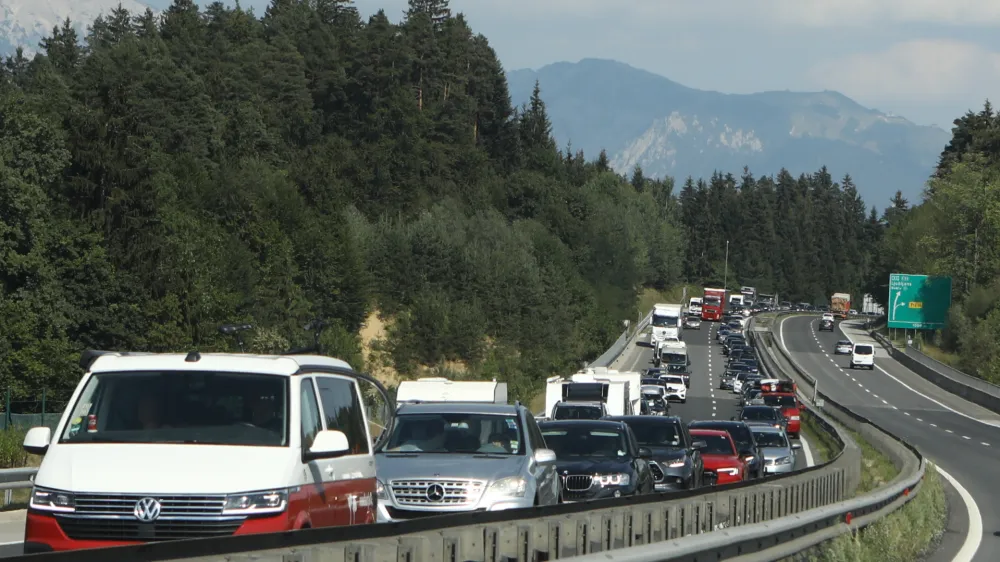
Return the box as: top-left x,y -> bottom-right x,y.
59,371 -> 288,446
854,345 -> 874,355
662,352 -> 687,365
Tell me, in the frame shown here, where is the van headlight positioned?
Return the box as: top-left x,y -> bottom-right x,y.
376,480 -> 388,500
596,473 -> 630,486
223,489 -> 288,515
30,488 -> 75,512
487,477 -> 527,498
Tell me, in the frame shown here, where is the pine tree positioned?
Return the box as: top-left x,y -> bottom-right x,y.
406,0 -> 450,28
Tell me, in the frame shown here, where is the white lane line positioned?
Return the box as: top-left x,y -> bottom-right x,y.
799,435 -> 815,467
930,423 -> 937,427
873,363 -> 1000,428
881,399 -> 888,405
963,435 -> 970,440
904,412 -> 910,416
981,442 -> 990,446
946,429 -> 954,433
935,464 -> 982,562
916,418 -> 922,421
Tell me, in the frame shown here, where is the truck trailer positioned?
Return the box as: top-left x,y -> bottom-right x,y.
831,293 -> 851,319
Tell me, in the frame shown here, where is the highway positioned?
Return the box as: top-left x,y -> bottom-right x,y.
780,314 -> 999,562
618,321 -> 811,470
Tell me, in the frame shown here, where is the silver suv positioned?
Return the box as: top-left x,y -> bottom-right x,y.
374,402 -> 560,522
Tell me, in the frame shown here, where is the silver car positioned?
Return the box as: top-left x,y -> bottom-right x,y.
375,402 -> 560,522
834,340 -> 853,355
749,426 -> 800,475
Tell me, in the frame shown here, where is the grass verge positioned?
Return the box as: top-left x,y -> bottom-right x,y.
917,342 -> 962,370
848,428 -> 898,495
799,412 -> 837,464
798,464 -> 946,562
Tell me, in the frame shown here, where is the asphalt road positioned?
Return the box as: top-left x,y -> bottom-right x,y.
0,509 -> 24,557
621,322 -> 810,471
781,314 -> 1000,562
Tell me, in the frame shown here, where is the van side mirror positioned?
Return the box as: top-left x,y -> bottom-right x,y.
303,430 -> 350,461
24,427 -> 52,456
637,447 -> 652,459
791,443 -> 802,450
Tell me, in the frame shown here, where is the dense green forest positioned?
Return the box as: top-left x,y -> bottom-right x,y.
0,0 -> 885,404
869,101 -> 1000,382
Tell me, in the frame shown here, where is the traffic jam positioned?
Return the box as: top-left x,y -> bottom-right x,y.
21,290 -> 805,553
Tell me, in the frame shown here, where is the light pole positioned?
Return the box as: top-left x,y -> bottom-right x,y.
723,240 -> 729,292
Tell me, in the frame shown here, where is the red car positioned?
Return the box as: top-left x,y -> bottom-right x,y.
762,393 -> 801,437
690,429 -> 747,485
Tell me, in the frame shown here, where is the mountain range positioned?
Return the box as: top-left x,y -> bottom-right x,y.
0,0 -> 152,56
507,59 -> 950,205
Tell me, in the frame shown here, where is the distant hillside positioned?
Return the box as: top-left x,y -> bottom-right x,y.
507,59 -> 949,204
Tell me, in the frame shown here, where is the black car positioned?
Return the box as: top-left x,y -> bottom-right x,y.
688,420 -> 765,479
608,416 -> 706,491
819,318 -> 834,331
737,405 -> 787,430
720,369 -> 740,390
539,420 -> 656,501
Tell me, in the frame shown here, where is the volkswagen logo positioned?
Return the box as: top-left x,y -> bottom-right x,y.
133,497 -> 162,522
425,484 -> 445,502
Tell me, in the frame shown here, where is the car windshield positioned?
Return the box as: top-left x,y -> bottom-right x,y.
663,376 -> 684,385
704,296 -> 720,305
667,363 -> 687,374
694,433 -> 735,455
552,404 -> 604,420
59,371 -> 289,446
837,341 -> 852,346
741,408 -> 777,421
541,426 -> 629,458
383,412 -> 523,454
691,423 -> 753,449
625,420 -> 682,447
764,395 -> 797,407
855,345 -> 874,355
752,432 -> 788,448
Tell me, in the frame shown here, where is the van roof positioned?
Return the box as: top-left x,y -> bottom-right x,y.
82,350 -> 352,377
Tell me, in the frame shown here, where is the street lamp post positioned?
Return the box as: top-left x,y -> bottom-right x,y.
723,240 -> 729,292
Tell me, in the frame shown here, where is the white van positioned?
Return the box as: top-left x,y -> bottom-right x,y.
850,343 -> 875,370
21,350 -> 391,553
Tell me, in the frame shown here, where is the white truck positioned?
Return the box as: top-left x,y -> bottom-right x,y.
396,377 -> 508,405
570,369 -> 641,416
650,303 -> 683,347
740,286 -> 756,306
687,297 -> 703,317
728,294 -> 745,308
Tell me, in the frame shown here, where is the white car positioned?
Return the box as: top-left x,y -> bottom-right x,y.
850,343 -> 875,369
659,375 -> 687,403
821,313 -> 835,323
834,340 -> 853,355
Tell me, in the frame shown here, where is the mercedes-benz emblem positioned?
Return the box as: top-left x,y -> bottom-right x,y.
425,484 -> 445,502
133,497 -> 162,522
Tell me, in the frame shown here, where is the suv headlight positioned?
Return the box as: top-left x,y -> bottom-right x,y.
596,473 -> 630,486
223,489 -> 288,515
30,488 -> 75,513
487,477 -> 527,498
775,456 -> 792,465
667,459 -> 686,468
376,480 -> 388,501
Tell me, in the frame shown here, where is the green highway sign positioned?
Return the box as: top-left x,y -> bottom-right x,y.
887,273 -> 952,329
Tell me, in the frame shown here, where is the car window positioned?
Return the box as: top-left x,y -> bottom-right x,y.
315,376 -> 370,455
524,412 -> 546,450
854,345 -> 874,355
752,432 -> 788,448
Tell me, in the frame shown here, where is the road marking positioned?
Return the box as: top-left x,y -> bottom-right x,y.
930,423 -> 937,427
962,435 -> 970,439
982,442 -> 990,446
904,412 -> 910,416
946,429 -> 953,433
799,435 -> 815,467
934,464 -> 982,562
916,418 -> 922,421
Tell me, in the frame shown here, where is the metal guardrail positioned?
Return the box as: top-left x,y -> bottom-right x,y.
0,467 -> 36,491
589,310 -> 654,368
4,312 -> 923,562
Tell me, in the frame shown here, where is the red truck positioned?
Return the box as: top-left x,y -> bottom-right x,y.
701,288 -> 726,321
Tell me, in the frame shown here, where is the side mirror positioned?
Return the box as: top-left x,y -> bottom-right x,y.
303,430 -> 350,462
533,448 -> 557,465
637,447 -> 652,459
692,440 -> 707,450
24,427 -> 52,456
791,443 -> 802,450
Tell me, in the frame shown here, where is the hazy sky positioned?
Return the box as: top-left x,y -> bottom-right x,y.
147,0 -> 1000,129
